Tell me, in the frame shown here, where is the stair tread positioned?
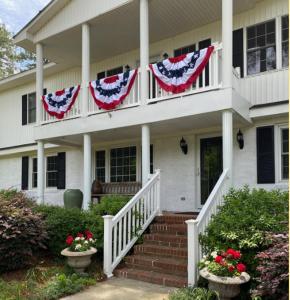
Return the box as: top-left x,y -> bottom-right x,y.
144,233 -> 187,240
125,253 -> 187,264
136,243 -> 187,251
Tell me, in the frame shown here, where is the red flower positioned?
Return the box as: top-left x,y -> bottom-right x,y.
215,255 -> 223,263
85,230 -> 93,240
228,265 -> 235,272
233,251 -> 241,259
66,235 -> 74,246
77,233 -> 84,238
236,263 -> 246,273
226,248 -> 241,259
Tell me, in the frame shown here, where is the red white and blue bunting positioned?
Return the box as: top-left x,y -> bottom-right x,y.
89,69 -> 137,110
149,46 -> 214,94
42,85 -> 80,119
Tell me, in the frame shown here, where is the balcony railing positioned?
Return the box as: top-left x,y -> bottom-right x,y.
41,43 -> 222,124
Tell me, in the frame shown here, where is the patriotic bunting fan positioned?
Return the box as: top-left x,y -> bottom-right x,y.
149,46 -> 214,94
89,69 -> 137,110
42,85 -> 80,119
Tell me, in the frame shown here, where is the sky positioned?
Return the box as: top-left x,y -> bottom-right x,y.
0,0 -> 51,34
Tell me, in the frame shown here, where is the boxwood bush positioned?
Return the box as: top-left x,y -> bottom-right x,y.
199,186 -> 288,276
0,190 -> 47,273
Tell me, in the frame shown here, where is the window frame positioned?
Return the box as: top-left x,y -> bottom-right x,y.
23,92 -> 36,125
276,124 -> 289,182
97,66 -> 124,80
281,14 -> 289,68
95,150 -> 106,183
46,154 -> 58,188
31,157 -> 38,189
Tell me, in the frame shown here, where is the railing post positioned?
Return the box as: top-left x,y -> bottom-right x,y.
155,169 -> 161,215
186,219 -> 199,286
103,215 -> 114,278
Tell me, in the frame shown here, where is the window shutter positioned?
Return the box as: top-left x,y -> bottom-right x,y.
233,28 -> 244,78
257,126 -> 275,183
57,152 -> 66,189
198,38 -> 211,86
21,156 -> 29,190
22,95 -> 28,125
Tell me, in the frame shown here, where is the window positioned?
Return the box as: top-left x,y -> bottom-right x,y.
174,44 -> 196,57
280,128 -> 289,180
95,150 -> 106,182
28,92 -> 36,123
97,66 -> 123,80
32,158 -> 37,188
282,15 -> 289,68
110,146 -> 136,182
46,156 -> 58,187
247,20 -> 276,75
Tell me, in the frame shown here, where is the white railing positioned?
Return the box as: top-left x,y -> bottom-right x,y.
147,42 -> 222,103
186,168 -> 230,286
103,169 -> 161,277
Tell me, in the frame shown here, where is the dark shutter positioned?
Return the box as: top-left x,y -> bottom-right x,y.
233,28 -> 244,78
22,95 -> 28,125
198,38 -> 211,86
57,152 -> 66,189
257,126 -> 275,183
21,156 -> 29,190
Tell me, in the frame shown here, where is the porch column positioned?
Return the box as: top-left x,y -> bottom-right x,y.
82,23 -> 90,116
37,140 -> 45,204
140,0 -> 149,105
83,133 -> 92,210
142,124 -> 150,186
222,0 -> 233,88
36,43 -> 43,125
222,110 -> 233,184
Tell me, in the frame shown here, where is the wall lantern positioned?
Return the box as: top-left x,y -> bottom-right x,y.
180,137 -> 188,155
237,129 -> 244,149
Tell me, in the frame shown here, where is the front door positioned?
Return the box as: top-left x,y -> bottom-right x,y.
200,137 -> 223,205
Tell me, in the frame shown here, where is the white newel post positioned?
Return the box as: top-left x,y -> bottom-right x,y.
83,133 -> 91,210
186,219 -> 199,286
142,124 -> 150,186
140,0 -> 149,105
222,110 -> 233,183
103,215 -> 113,277
37,140 -> 45,204
222,0 -> 233,88
36,43 -> 43,124
82,23 -> 90,116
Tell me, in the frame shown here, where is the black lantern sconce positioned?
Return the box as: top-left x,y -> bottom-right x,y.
180,137 -> 188,155
163,52 -> 169,60
236,129 -> 244,149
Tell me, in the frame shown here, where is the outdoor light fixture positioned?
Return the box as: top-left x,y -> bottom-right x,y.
163,52 -> 169,59
237,129 -> 244,149
180,137 -> 188,154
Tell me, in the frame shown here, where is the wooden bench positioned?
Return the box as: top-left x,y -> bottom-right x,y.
91,181 -> 142,203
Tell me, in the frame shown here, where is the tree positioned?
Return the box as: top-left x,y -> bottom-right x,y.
0,24 -> 37,79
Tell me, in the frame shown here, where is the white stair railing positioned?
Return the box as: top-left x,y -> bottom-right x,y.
103,169 -> 161,277
186,169 -> 230,286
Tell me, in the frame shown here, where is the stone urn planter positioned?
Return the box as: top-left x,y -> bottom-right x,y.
61,247 -> 97,273
200,268 -> 250,300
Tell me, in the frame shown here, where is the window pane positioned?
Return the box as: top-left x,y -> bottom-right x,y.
266,46 -> 276,70
95,150 -> 106,182
32,158 -> 37,188
282,129 -> 289,153
281,128 -> 289,180
247,50 -> 260,75
46,156 -> 57,187
107,66 -> 123,77
282,16 -> 289,67
282,155 -> 289,179
266,20 -> 275,34
282,15 -> 289,36
28,92 -> 36,124
247,26 -> 256,39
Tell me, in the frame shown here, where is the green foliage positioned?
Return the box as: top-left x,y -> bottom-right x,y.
0,191 -> 47,273
199,187 -> 288,276
169,287 -> 219,300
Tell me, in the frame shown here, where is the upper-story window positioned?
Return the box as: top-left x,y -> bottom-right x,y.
282,15 -> 289,68
22,92 -> 36,125
247,19 -> 276,75
97,66 -> 123,80
174,44 -> 196,57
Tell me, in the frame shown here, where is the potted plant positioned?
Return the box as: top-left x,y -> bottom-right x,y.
61,230 -> 97,273
199,248 -> 250,300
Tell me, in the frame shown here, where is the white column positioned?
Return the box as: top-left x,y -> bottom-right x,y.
140,0 -> 149,104
37,140 -> 45,204
142,124 -> 150,186
36,43 -> 43,125
103,215 -> 113,277
82,23 -> 90,116
222,0 -> 233,88
222,110 -> 233,184
83,133 -> 92,210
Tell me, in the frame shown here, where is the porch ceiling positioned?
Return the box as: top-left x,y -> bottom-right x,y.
39,0 -> 258,68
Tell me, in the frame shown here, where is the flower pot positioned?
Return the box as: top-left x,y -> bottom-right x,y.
63,189 -> 83,209
199,268 -> 250,300
61,247 -> 97,273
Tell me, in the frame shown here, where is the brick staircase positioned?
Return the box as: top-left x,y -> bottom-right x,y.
114,213 -> 197,287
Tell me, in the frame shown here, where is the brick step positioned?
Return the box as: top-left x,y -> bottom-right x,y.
154,214 -> 197,224
114,267 -> 187,288
143,233 -> 187,248
124,254 -> 187,276
134,243 -> 187,258
150,223 -> 187,235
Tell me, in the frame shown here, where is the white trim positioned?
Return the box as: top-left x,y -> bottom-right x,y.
275,124 -> 289,183
276,16 -> 282,70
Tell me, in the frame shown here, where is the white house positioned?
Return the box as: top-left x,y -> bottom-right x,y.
0,0 -> 288,287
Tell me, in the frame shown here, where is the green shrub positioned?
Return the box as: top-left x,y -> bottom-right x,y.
199,187 -> 288,276
0,191 -> 47,273
169,287 -> 219,300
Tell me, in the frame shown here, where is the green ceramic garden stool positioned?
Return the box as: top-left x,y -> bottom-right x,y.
63,189 -> 83,209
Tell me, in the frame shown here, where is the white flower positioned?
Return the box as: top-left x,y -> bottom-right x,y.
205,261 -> 210,265
211,251 -> 218,258
75,237 -> 80,241
84,241 -> 89,244
200,259 -> 205,263
89,238 -> 95,243
75,244 -> 82,250
81,237 -> 85,241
